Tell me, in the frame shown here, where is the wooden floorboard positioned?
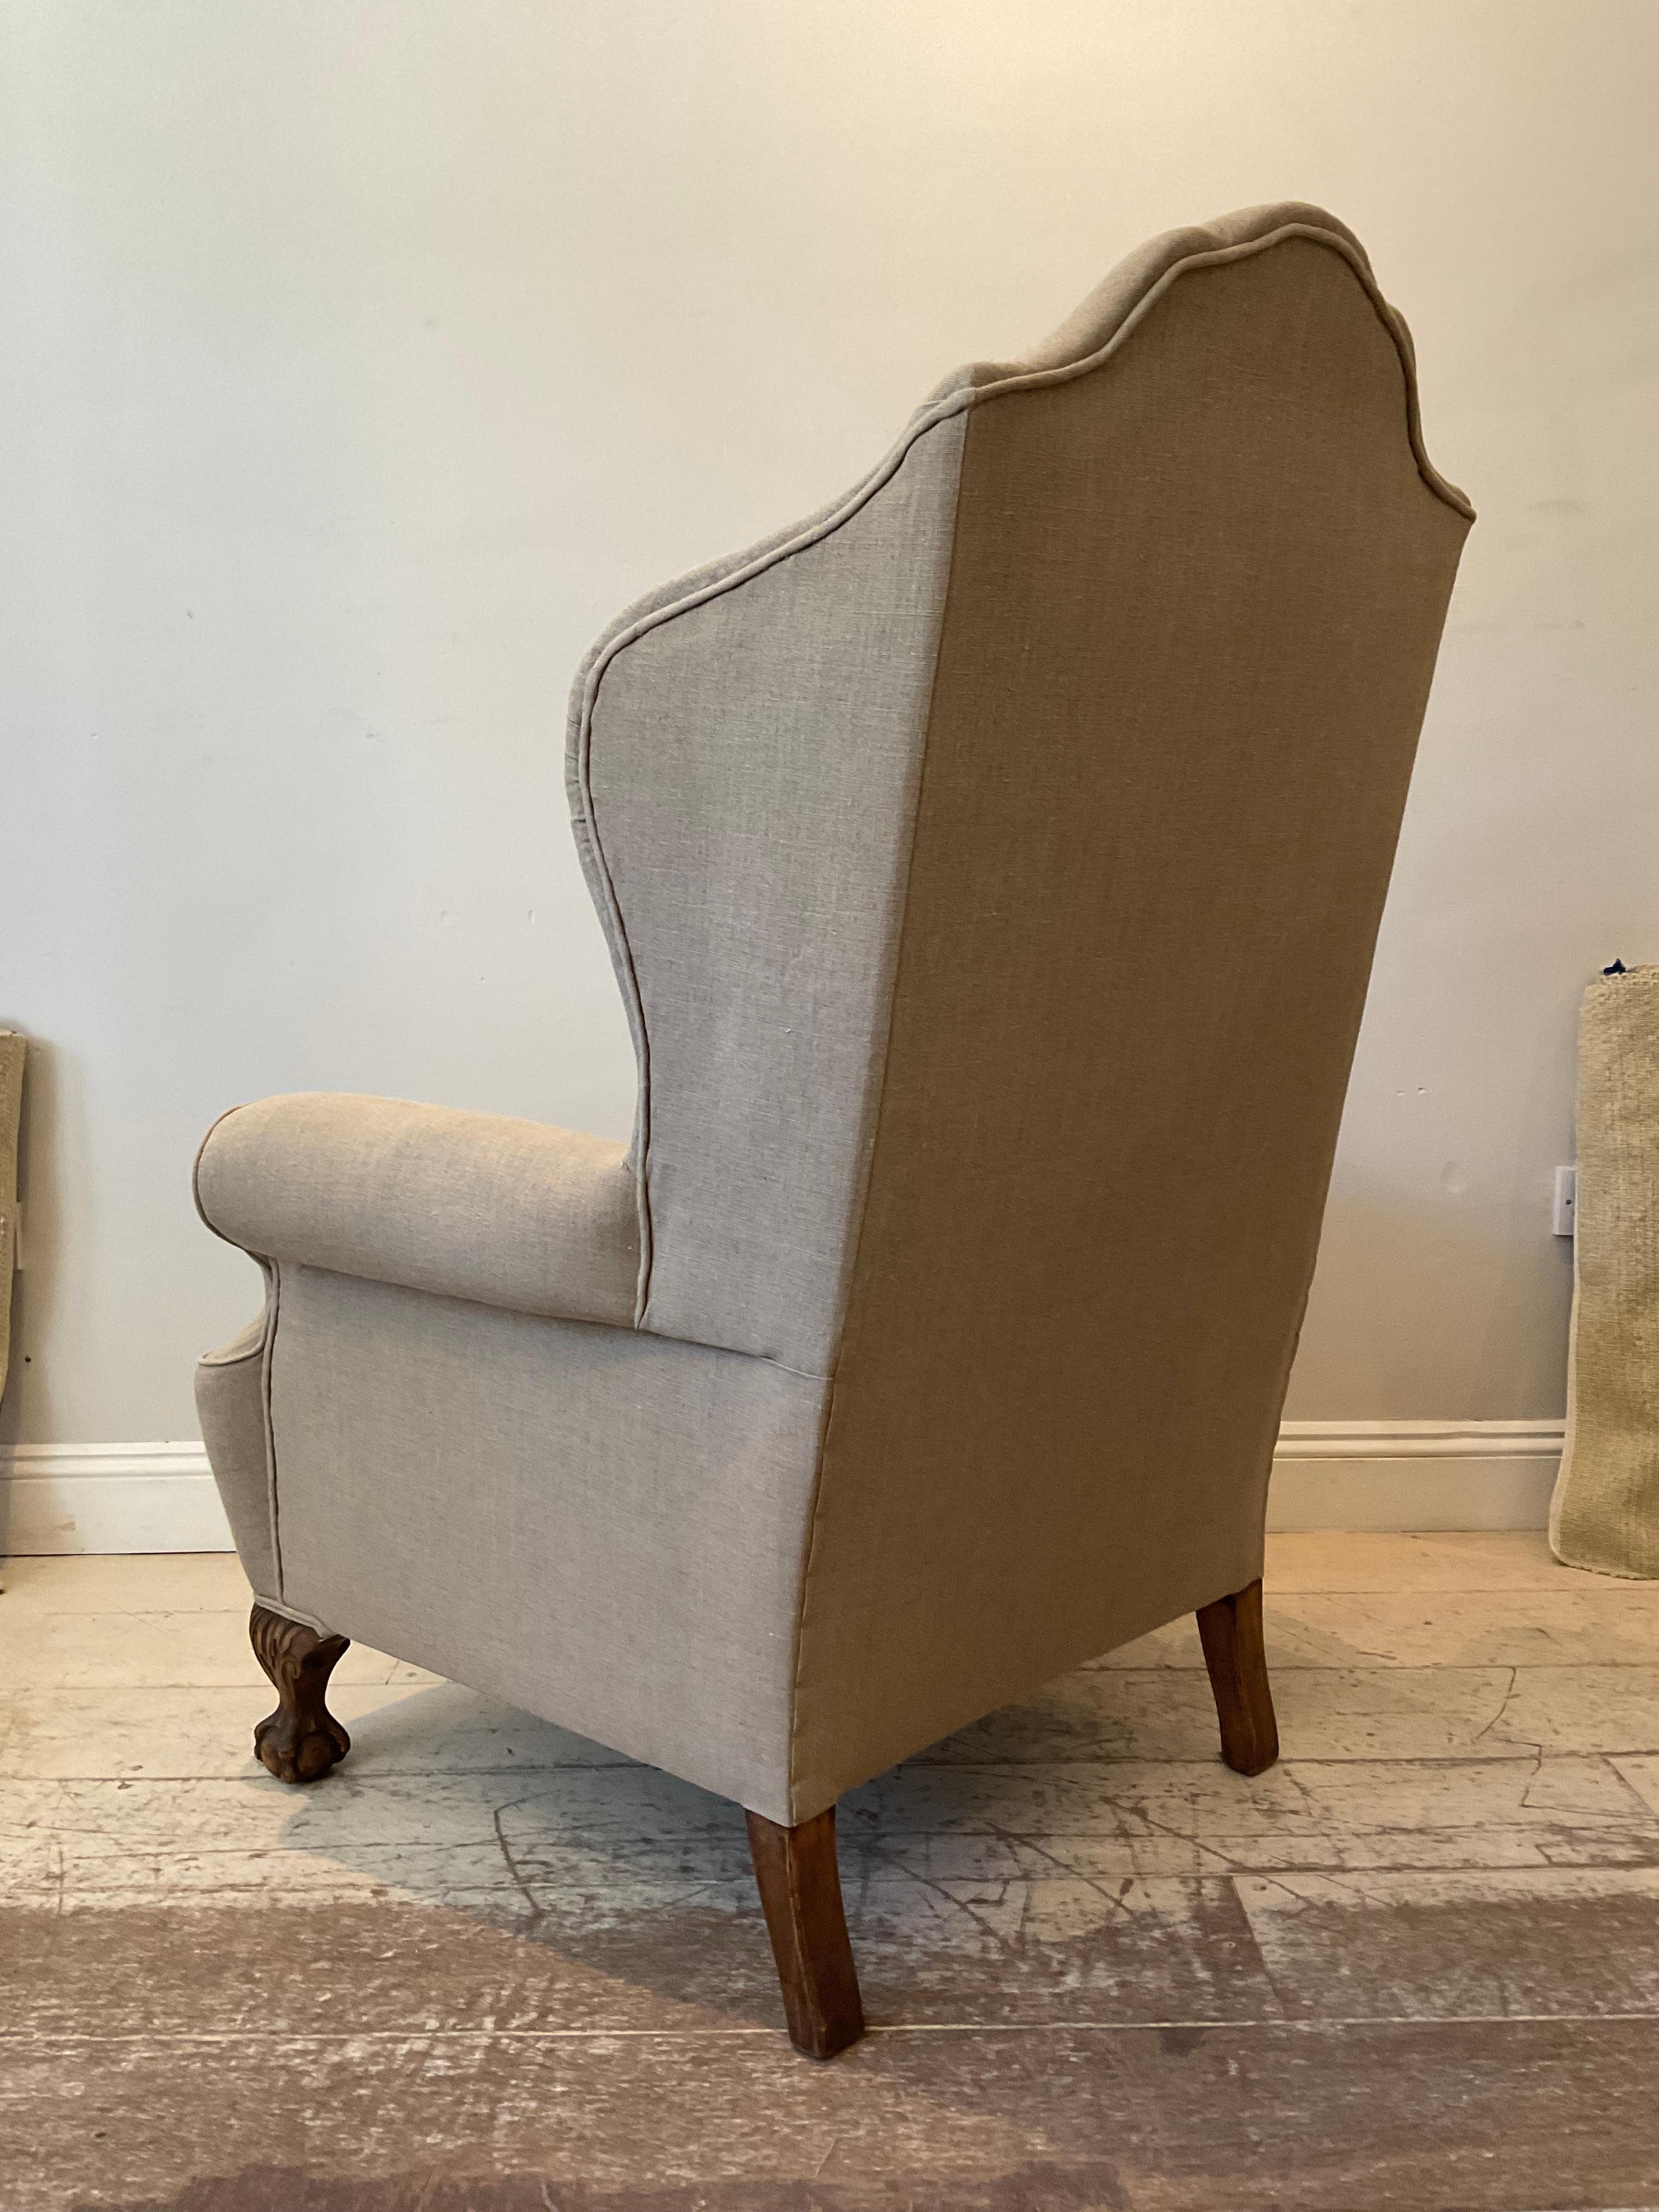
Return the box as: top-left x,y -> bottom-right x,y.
3,1534 -> 1657,2210
7,2015 -> 1659,2210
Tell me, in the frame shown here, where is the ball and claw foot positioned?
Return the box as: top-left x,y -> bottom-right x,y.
250,1602 -> 352,1784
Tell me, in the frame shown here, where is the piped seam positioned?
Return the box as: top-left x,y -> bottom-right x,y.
261,1261 -> 286,1604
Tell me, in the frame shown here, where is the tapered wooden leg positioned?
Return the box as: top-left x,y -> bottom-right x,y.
745,1804 -> 865,2059
1196,1577 -> 1279,1776
250,1604 -> 352,1784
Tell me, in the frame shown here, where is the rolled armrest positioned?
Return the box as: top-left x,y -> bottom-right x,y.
195,1092 -> 640,1327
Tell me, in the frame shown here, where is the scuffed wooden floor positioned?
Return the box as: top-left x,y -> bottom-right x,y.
3,1534 -> 1658,2210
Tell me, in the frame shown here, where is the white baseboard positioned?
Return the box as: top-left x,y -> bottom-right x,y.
0,1443 -> 234,1555
1267,1420 -> 1564,1532
0,1420 -> 1565,1556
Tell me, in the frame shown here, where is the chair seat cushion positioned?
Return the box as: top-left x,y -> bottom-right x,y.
195,1092 -> 640,1328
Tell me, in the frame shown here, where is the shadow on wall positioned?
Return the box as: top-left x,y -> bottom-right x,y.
0,1027 -> 66,1450
1289,1176 -> 1575,1421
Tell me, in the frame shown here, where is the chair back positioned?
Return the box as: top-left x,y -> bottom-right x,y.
567,205 -> 1471,1792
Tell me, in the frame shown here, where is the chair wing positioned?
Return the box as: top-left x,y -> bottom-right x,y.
565,409 -> 965,1373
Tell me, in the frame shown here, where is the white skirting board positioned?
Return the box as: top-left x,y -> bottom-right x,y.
0,1444 -> 235,1556
0,1420 -> 1566,1555
1265,1419 -> 1563,1533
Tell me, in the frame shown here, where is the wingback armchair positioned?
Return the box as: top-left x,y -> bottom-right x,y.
195,202 -> 1471,2058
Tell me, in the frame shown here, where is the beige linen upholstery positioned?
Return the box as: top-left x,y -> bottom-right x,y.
196,202 -> 1471,1825
195,1289 -> 280,1599
269,1268 -> 826,1808
196,1092 -> 639,1327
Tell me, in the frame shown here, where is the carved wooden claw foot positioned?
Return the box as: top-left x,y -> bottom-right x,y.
250,1603 -> 352,1783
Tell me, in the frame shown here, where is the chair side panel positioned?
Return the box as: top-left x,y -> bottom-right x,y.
195,1288 -> 281,1605
269,1265 -> 827,1820
791,239 -> 1471,1814
583,415 -> 966,1373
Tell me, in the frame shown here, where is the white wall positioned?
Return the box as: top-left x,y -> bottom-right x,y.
3,0 -> 1655,1447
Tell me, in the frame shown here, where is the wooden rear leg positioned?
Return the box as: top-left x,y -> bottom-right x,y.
250,1603 -> 352,1784
745,1804 -> 865,2059
1196,1577 -> 1279,1776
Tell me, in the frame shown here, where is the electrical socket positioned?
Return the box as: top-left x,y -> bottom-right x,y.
1552,1166 -> 1576,1238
